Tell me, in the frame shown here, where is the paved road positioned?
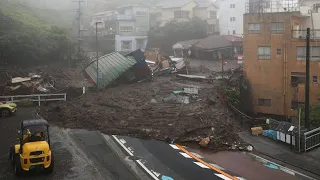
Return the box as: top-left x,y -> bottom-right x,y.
0,108 -> 146,180
114,135 -> 315,180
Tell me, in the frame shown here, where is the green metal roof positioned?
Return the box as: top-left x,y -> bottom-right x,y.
84,52 -> 137,88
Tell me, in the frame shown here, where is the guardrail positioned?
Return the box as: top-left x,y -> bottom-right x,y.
304,127 -> 320,152
0,93 -> 67,106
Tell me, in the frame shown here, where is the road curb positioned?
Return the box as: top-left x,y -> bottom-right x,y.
245,152 -> 318,180
110,135 -> 160,180
99,133 -> 151,180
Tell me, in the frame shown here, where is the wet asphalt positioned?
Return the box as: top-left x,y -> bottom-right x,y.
0,107 -> 138,180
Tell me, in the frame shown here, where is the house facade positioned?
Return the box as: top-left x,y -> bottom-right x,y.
91,5 -> 150,52
151,0 -> 219,34
243,0 -> 320,119
216,0 -> 246,36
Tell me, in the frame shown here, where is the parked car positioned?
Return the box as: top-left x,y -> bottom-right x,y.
0,102 -> 17,117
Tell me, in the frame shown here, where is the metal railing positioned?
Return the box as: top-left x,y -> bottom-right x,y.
245,0 -> 300,14
0,93 -> 67,106
304,127 -> 320,152
292,29 -> 320,40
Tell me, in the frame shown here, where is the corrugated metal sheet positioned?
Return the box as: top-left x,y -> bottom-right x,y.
84,52 -> 137,88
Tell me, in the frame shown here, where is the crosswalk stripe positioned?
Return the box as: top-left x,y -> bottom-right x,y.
179,152 -> 192,158
194,162 -> 210,169
215,174 -> 233,180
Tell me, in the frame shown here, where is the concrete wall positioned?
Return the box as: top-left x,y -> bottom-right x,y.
218,0 -> 246,36
243,12 -> 320,118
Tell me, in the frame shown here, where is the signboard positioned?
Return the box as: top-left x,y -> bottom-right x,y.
98,71 -> 103,79
237,55 -> 243,64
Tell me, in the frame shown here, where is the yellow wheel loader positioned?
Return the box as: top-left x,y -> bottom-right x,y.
9,119 -> 54,177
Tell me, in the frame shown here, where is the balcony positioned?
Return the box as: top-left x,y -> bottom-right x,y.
245,0 -> 300,14
106,14 -> 136,21
292,29 -> 320,40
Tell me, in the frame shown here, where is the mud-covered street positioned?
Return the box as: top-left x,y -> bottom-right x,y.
0,108 -> 145,180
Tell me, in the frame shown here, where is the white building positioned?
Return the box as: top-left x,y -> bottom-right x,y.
91,5 -> 150,52
216,0 -> 246,36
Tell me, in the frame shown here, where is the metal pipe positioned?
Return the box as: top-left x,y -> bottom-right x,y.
95,22 -> 102,90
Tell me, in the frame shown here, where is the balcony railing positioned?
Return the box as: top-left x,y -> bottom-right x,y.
245,0 -> 300,14
292,29 -> 320,40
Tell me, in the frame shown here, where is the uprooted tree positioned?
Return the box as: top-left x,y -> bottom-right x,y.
0,4 -> 75,66
147,18 -> 208,54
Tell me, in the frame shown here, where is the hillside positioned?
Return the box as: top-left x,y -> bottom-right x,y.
0,1 -> 73,66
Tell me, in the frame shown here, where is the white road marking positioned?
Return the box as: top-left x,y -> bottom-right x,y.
151,170 -> 161,177
209,163 -> 226,170
136,160 -> 160,180
112,135 -> 134,156
119,138 -> 126,144
280,167 -> 295,176
215,174 -> 232,180
127,147 -> 135,154
191,152 -> 203,158
235,177 -> 247,180
169,144 -> 179,149
247,153 -> 316,180
194,162 -> 210,169
179,152 -> 192,158
112,135 -> 160,180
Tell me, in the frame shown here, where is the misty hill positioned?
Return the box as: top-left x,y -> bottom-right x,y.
0,1 -> 74,66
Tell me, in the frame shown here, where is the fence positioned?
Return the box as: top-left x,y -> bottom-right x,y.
245,0 -> 300,14
304,127 -> 320,152
292,29 -> 320,40
0,93 -> 67,106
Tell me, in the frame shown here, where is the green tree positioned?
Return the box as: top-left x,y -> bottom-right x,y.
299,104 -> 320,129
0,3 -> 74,66
147,18 -> 208,53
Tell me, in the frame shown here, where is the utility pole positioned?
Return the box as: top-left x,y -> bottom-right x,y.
72,0 -> 83,56
96,22 -> 102,90
305,28 -> 310,130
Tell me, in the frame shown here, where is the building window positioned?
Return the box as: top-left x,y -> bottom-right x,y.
230,4 -> 235,8
121,41 -> 132,51
291,101 -> 298,109
258,98 -> 271,107
136,11 -> 147,16
230,17 -> 236,22
119,26 -> 134,32
209,11 -> 216,19
233,30 -> 236,34
270,22 -> 284,33
313,76 -> 318,83
296,46 -> 320,61
136,39 -> 145,50
277,48 -> 281,55
174,11 -> 189,18
291,72 -> 305,87
258,46 -> 271,60
248,23 -> 260,33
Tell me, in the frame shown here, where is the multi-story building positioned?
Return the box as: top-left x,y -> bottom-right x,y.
216,0 -> 246,36
91,5 -> 150,52
243,0 -> 320,119
151,0 -> 219,34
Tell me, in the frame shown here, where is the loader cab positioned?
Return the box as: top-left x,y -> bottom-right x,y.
19,119 -> 51,150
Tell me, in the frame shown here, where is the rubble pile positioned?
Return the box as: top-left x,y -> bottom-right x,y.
0,65 -> 91,96
41,76 -> 244,151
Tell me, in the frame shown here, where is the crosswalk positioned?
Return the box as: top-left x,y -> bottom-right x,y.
169,144 -> 247,180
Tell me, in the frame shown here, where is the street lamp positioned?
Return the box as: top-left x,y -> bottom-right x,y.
95,21 -> 102,90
